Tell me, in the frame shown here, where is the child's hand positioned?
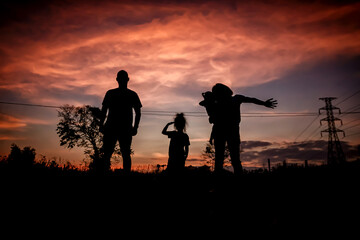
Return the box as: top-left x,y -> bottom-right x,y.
162,122 -> 174,135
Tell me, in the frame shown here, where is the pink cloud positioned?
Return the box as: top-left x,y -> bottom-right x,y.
1,1 -> 359,103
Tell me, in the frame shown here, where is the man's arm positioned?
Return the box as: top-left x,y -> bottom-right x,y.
184,145 -> 189,160
99,105 -> 108,132
241,96 -> 278,109
100,91 -> 109,131
132,107 -> 141,136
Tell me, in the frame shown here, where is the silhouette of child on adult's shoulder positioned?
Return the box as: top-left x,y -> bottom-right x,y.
162,113 -> 190,174
200,83 -> 277,175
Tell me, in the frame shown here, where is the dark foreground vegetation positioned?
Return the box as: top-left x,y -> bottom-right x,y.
1,147 -> 359,234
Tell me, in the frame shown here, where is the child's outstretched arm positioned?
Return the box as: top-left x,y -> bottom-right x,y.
162,122 -> 174,135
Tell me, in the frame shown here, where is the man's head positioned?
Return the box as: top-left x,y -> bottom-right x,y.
212,83 -> 233,100
116,70 -> 129,88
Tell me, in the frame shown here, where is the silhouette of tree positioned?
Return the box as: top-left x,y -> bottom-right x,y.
7,144 -> 36,168
202,143 -> 230,170
56,105 -> 124,169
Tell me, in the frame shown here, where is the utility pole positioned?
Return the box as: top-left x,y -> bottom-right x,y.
319,97 -> 346,165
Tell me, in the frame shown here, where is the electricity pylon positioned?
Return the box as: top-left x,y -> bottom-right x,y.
319,97 -> 346,165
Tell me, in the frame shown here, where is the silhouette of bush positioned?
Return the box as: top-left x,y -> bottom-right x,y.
202,143 -> 230,170
7,144 -> 36,168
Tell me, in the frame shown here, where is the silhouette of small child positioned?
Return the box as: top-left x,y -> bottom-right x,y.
199,91 -> 216,144
162,113 -> 190,173
199,91 -> 216,124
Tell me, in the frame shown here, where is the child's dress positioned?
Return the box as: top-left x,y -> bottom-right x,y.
166,131 -> 190,172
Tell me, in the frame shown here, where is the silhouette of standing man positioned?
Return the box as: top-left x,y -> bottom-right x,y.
100,70 -> 142,172
201,83 -> 277,175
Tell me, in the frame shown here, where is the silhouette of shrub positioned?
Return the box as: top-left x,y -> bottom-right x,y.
7,144 -> 36,168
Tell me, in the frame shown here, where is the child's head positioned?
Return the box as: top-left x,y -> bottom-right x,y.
199,91 -> 215,107
174,113 -> 187,132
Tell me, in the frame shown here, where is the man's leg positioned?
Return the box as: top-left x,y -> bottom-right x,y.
101,131 -> 117,172
214,136 -> 226,173
228,141 -> 243,175
119,134 -> 132,172
228,127 -> 243,175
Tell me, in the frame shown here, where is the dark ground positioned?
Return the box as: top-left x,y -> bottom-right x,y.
1,161 -> 359,236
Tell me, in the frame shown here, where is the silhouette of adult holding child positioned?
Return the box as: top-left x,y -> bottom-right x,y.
200,83 -> 277,175
100,70 -> 142,172
162,113 -> 190,174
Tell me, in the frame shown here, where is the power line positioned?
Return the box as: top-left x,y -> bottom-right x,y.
0,100 -> 321,117
294,115 -> 320,142
342,123 -> 360,131
335,89 -> 360,106
304,125 -> 322,142
0,101 -> 60,109
1,100 -> 360,119
342,111 -> 360,114
342,118 -> 360,128
342,104 -> 360,114
141,112 -> 320,118
1,100 -> 360,143
346,132 -> 360,138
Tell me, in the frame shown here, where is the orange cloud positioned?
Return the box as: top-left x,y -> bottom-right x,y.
0,113 -> 26,129
2,1 -> 360,104
0,136 -> 26,141
0,112 -> 51,129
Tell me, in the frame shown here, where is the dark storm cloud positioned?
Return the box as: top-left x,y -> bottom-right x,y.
0,0 -> 187,38
242,140 -> 272,149
258,143 -> 323,160
286,4 -> 360,36
240,140 -> 359,167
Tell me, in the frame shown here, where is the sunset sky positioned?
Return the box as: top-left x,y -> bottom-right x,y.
1,0 -> 359,169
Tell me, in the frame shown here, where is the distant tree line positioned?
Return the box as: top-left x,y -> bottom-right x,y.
0,144 -> 78,174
